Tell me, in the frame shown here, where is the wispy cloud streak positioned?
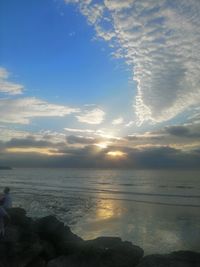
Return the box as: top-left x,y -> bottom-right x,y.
0,67 -> 24,95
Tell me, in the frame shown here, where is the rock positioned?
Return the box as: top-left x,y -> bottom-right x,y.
0,241 -> 43,267
47,237 -> 143,267
137,251 -> 200,267
4,225 -> 21,244
84,236 -> 144,267
47,256 -> 67,267
40,240 -> 57,261
0,208 -> 43,267
0,242 -> 9,267
85,237 -> 123,248
34,215 -> 82,254
47,255 -> 105,267
8,208 -> 32,227
170,251 -> 200,263
27,257 -> 46,267
17,242 -> 44,267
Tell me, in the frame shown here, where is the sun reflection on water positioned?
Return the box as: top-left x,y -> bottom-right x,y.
96,198 -> 122,220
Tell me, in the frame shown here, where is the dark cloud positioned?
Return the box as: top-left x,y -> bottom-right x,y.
1,140 -> 200,169
66,135 -> 97,145
6,137 -> 65,148
125,135 -> 139,141
164,125 -> 200,138
123,123 -> 200,149
165,125 -> 189,136
125,135 -> 163,142
1,123 -> 200,169
127,146 -> 179,169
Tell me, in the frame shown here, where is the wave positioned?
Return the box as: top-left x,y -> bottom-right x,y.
14,190 -> 200,208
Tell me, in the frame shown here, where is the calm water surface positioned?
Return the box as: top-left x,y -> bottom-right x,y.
0,168 -> 199,254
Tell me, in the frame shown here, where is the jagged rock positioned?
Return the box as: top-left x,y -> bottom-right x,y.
40,240 -> 57,261
17,242 -> 44,267
137,251 -> 200,267
27,256 -> 46,267
170,251 -> 200,263
0,208 -> 42,267
47,255 -> 106,267
4,225 -> 21,243
85,237 -> 123,248
84,236 -> 143,267
0,240 -> 43,267
47,256 -> 68,267
34,215 -> 82,254
47,237 -> 143,267
8,208 -> 32,227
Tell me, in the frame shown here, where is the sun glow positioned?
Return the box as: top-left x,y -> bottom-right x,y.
95,142 -> 108,149
107,151 -> 127,157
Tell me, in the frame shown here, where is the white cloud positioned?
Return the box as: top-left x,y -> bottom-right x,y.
104,0 -> 133,11
112,116 -> 124,125
0,68 -> 9,79
0,97 -> 79,124
0,127 -> 67,144
125,121 -> 134,127
76,107 -> 105,124
0,67 -> 24,95
65,0 -> 200,124
0,128 -> 29,142
64,128 -> 96,133
64,127 -> 121,140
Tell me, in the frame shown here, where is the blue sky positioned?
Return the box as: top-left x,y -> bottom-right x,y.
0,0 -> 133,104
0,0 -> 200,168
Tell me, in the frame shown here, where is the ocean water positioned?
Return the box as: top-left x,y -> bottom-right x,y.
0,168 -> 199,254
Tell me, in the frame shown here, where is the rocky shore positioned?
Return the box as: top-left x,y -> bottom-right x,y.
0,208 -> 199,267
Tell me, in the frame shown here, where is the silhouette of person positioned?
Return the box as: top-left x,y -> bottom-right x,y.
2,187 -> 12,210
0,204 -> 9,238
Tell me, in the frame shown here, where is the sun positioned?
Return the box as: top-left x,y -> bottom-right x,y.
107,151 -> 127,157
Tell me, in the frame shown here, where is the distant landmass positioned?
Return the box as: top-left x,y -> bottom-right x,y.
0,166 -> 12,170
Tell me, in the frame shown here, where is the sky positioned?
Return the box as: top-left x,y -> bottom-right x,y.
0,0 -> 200,168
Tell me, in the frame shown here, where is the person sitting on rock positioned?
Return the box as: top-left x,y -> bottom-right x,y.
2,187 -> 12,210
0,201 -> 9,238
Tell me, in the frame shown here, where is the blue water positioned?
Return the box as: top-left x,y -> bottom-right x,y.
0,168 -> 199,254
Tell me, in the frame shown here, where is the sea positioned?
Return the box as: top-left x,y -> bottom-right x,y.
0,168 -> 199,254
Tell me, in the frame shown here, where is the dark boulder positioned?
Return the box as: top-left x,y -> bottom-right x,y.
27,256 -> 46,267
0,208 -> 42,267
137,250 -> 200,267
40,240 -> 57,261
47,237 -> 143,267
47,254 -> 101,267
8,208 -> 32,227
84,236 -> 144,267
0,239 -> 43,267
34,215 -> 83,254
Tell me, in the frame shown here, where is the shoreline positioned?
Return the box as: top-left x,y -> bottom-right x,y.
0,207 -> 199,267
